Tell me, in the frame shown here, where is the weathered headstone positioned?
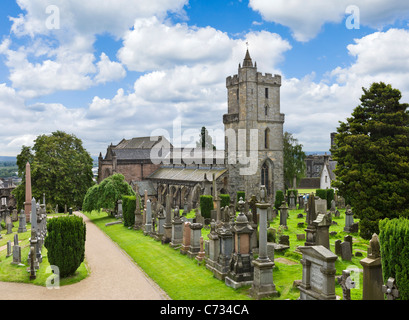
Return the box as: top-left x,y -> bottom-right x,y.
315,198 -> 327,214
180,222 -> 191,255
343,205 -> 354,232
337,269 -> 356,300
162,194 -> 172,244
195,236 -> 206,262
288,191 -> 296,210
205,220 -> 220,273
360,233 -> 384,300
382,277 -> 400,300
340,241 -> 352,261
11,234 -> 22,265
305,193 -> 317,246
29,246 -> 36,280
187,222 -> 203,258
298,245 -> 338,300
279,201 -> 288,229
250,186 -> 277,299
6,240 -> 12,257
334,240 -> 342,256
170,207 -> 183,248
313,213 -> 332,250
225,198 -> 254,289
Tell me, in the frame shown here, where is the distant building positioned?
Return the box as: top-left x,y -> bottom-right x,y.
0,178 -> 16,208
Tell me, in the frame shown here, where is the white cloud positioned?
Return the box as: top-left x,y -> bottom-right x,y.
95,53 -> 126,84
282,28 -> 409,151
249,0 -> 409,42
12,0 -> 188,38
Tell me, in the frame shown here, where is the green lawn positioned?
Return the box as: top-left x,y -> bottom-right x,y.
84,206 -> 369,300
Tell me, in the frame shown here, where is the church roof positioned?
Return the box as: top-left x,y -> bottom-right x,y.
114,136 -> 171,149
148,166 -> 227,183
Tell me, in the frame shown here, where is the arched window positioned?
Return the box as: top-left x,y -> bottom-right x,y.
264,128 -> 270,149
265,105 -> 268,116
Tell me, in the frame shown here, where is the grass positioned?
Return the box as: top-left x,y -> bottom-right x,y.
84,210 -> 252,300
0,218 -> 89,287
84,205 -> 369,300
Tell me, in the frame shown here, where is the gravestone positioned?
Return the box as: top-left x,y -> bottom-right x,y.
313,213 -> 332,250
225,199 -> 254,289
213,222 -> 233,281
279,235 -> 290,246
133,193 -> 143,230
187,223 -> 203,258
250,186 -> 277,299
205,220 -> 220,273
117,200 -> 123,219
195,236 -> 206,262
6,240 -> 12,257
334,240 -> 342,256
343,205 -> 354,232
143,200 -> 152,236
382,277 -> 400,300
180,222 -> 191,255
279,201 -> 288,229
11,234 -> 22,265
155,207 -> 166,241
297,234 -> 305,241
298,245 -> 338,300
340,241 -> 352,261
162,194 -> 172,244
12,209 -> 18,222
170,207 -> 183,248
315,198 -> 327,214
304,193 -> 317,246
288,191 -> 296,210
360,233 -> 384,300
337,270 -> 356,300
29,246 -> 36,280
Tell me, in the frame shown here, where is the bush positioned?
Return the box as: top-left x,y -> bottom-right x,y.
379,218 -> 409,300
326,189 -> 334,210
219,194 -> 230,208
315,189 -> 327,202
82,173 -> 135,213
122,195 -> 136,227
44,216 -> 86,278
200,195 -> 214,219
237,191 -> 245,203
274,190 -> 284,210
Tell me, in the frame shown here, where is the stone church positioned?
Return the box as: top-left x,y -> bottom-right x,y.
98,50 -> 284,208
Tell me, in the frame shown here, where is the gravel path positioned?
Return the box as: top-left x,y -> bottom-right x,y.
0,212 -> 169,300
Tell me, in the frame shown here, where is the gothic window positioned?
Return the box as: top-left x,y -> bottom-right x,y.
261,162 -> 268,187
237,88 -> 239,101
265,105 -> 268,116
265,88 -> 269,99
264,128 -> 270,149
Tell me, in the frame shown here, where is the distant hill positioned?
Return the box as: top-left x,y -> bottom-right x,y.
0,156 -> 17,162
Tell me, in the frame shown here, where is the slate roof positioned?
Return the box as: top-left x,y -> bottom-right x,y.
130,180 -> 157,196
148,165 -> 227,183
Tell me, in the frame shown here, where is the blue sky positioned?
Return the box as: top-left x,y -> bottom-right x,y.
1,0 -> 409,157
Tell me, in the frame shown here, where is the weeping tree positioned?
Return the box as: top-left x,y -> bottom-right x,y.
82,173 -> 135,213
284,132 -> 306,189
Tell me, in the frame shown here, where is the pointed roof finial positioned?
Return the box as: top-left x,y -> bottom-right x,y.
243,46 -> 253,67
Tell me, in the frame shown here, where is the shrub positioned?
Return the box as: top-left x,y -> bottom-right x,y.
82,173 -> 135,213
315,189 -> 327,202
274,190 -> 284,210
200,195 -> 214,219
379,218 -> 409,300
44,215 -> 86,278
122,195 -> 136,227
219,194 -> 230,208
237,191 -> 245,203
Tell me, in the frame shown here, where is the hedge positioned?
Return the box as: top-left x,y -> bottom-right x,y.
379,218 -> 409,300
122,195 -> 136,227
274,190 -> 284,210
200,195 -> 214,219
44,215 -> 86,278
220,194 -> 230,208
237,191 -> 245,203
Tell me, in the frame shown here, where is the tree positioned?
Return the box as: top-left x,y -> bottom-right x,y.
331,82 -> 409,239
13,131 -> 94,210
82,173 -> 135,213
196,126 -> 216,150
283,132 -> 306,188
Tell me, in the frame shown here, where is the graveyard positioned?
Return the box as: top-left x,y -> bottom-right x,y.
77,195 -> 368,301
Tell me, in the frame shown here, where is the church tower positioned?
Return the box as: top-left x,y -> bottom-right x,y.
223,49 -> 284,202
